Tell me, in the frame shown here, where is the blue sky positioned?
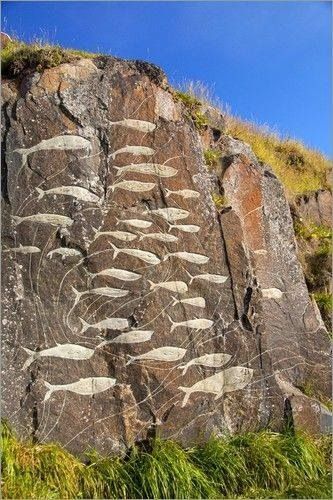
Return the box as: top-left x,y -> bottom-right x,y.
2,1 -> 332,156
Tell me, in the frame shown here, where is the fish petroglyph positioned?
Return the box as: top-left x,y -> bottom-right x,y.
36,186 -> 100,203
91,267 -> 142,282
99,330 -> 154,345
171,296 -> 206,308
79,317 -> 129,333
116,218 -> 152,229
110,243 -> 161,265
110,145 -> 155,160
22,344 -> 95,370
13,135 -> 91,167
167,223 -> 200,233
150,207 -> 190,223
138,231 -> 178,243
3,244 -> 41,254
178,353 -> 232,375
109,119 -> 156,133
47,248 -> 83,260
148,280 -> 188,294
186,270 -> 228,284
261,288 -> 283,299
165,188 -> 200,199
178,366 -> 254,407
72,286 -> 129,305
114,163 -> 177,178
168,315 -> 214,332
92,229 -> 137,242
110,180 -> 156,193
126,347 -> 186,365
44,377 -> 116,401
164,251 -> 209,265
12,213 -> 74,228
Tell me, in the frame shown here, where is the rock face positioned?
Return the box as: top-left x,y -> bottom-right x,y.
1,56 -> 331,455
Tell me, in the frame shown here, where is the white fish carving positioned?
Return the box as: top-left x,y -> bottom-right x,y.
91,267 -> 141,282
110,180 -> 156,193
92,228 -> 137,242
12,213 -> 73,228
36,186 -> 100,203
165,188 -> 200,199
110,119 -> 156,133
72,286 -> 129,305
164,251 -> 209,265
114,163 -> 177,178
178,367 -> 254,407
150,207 -> 189,223
79,317 -> 129,333
261,288 -> 283,299
126,347 -> 186,365
168,315 -> 213,332
111,243 -> 161,265
178,353 -> 232,375
22,344 -> 94,370
168,223 -> 200,233
47,248 -> 83,260
171,296 -> 206,308
13,135 -> 91,167
116,218 -> 152,229
44,376 -> 116,401
138,231 -> 178,243
3,244 -> 41,254
186,270 -> 228,284
110,145 -> 155,160
148,280 -> 188,294
100,330 -> 154,345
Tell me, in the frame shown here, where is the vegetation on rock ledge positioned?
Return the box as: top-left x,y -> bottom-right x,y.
1,422 -> 331,499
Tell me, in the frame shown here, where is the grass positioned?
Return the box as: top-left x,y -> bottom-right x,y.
1,421 -> 332,499
204,148 -> 222,169
1,38 -> 96,77
173,90 -> 208,130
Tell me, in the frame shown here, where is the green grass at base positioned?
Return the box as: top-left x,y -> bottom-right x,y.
1,422 -> 331,499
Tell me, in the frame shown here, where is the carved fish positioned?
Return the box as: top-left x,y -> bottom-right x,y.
261,288 -> 283,299
47,248 -> 83,260
138,231 -> 178,243
110,180 -> 156,193
186,270 -> 228,284
178,367 -> 254,407
22,344 -> 94,370
36,186 -> 100,203
13,135 -> 91,167
72,286 -> 129,304
126,347 -> 186,365
100,330 -> 154,345
165,188 -> 200,199
109,119 -> 156,133
148,280 -> 188,294
92,228 -> 137,242
171,296 -> 206,308
168,315 -> 213,332
116,218 -> 152,229
114,163 -> 178,178
79,317 -> 129,333
168,223 -> 200,233
3,244 -> 41,254
110,145 -> 155,160
110,243 -> 161,265
150,207 -> 189,223
91,267 -> 141,282
12,213 -> 73,228
44,376 -> 116,401
164,251 -> 209,265
178,353 -> 232,375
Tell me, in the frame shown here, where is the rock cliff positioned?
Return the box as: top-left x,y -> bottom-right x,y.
1,54 -> 331,455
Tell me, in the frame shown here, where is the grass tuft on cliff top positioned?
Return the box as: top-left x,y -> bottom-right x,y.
1,421 -> 332,499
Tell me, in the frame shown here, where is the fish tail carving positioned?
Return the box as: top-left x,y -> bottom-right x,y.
71,286 -> 81,304
21,347 -> 37,370
148,280 -> 155,290
185,269 -> 194,284
165,188 -> 171,198
138,231 -> 145,241
171,296 -> 178,306
13,148 -> 28,167
126,355 -> 135,366
178,386 -> 191,407
110,242 -> 119,259
79,317 -> 90,333
43,381 -> 54,402
168,314 -> 176,332
35,187 -> 45,201
113,166 -> 121,176
166,222 -> 173,233
12,216 -> 23,226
